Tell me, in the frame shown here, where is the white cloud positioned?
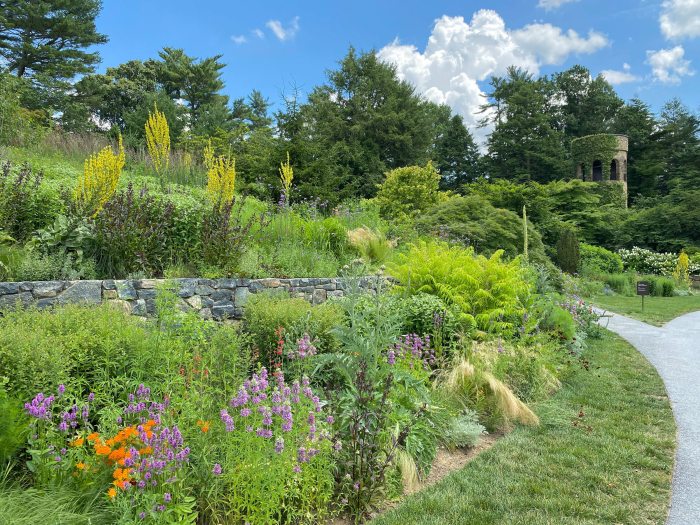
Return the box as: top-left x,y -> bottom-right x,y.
660,0 -> 700,40
600,63 -> 640,84
377,10 -> 608,143
253,28 -> 265,39
646,46 -> 694,83
537,0 -> 579,10
231,35 -> 247,45
265,16 -> 300,42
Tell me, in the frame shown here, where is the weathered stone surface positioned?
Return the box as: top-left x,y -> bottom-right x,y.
199,308 -> 213,320
176,279 -> 198,298
19,282 -> 33,292
312,289 -> 327,304
249,281 -> 264,292
195,284 -> 215,296
103,289 -> 118,300
116,281 -> 137,300
57,281 -> 102,305
260,278 -> 281,288
134,279 -> 158,289
210,290 -> 232,302
36,297 -> 57,309
328,290 -> 344,298
201,296 -> 214,309
234,287 -> 250,307
32,281 -> 65,298
137,289 -> 157,300
107,299 -> 131,314
212,303 -> 235,320
0,292 -> 33,308
197,279 -> 216,287
102,280 -> 116,290
217,278 -> 239,289
131,299 -> 147,316
145,299 -> 157,315
185,295 -> 203,310
0,283 -> 20,294
321,283 -> 337,291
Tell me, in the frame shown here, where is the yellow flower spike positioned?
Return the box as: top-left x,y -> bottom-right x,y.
145,102 -> 170,177
74,133 -> 125,216
279,151 -> 293,203
206,153 -> 236,208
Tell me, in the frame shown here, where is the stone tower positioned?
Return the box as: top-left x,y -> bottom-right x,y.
572,134 -> 628,205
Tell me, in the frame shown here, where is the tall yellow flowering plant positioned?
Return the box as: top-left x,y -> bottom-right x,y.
145,103 -> 170,177
279,152 -> 293,204
206,153 -> 236,207
674,250 -> 691,286
75,134 -> 125,216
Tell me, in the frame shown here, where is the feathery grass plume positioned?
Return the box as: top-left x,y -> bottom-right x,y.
145,103 -> 170,176
347,226 -> 391,263
206,153 -> 236,207
279,151 -> 293,203
395,449 -> 420,493
441,357 -> 539,427
75,133 -> 125,216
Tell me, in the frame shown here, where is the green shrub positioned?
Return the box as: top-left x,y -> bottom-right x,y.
376,162 -> 441,220
579,243 -> 623,275
243,292 -> 344,363
640,275 -> 676,297
556,228 -> 580,274
539,304 -> 576,340
0,377 -> 27,463
416,195 -> 548,264
441,411 -> 485,449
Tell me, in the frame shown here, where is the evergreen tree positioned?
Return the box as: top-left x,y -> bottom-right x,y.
0,0 -> 107,79
434,114 -> 481,189
556,228 -> 580,274
482,67 -> 568,182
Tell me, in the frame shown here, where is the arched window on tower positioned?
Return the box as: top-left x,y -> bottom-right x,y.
610,159 -> 618,180
592,160 -> 603,181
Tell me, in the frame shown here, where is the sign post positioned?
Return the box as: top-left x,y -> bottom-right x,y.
637,281 -> 650,313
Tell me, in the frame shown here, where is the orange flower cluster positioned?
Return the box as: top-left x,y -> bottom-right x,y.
75,420 -> 158,499
196,419 -> 210,433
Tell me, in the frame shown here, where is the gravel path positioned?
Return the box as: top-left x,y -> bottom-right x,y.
598,309 -> 700,524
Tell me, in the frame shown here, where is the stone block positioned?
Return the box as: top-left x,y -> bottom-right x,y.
0,282 -> 20,294
134,279 -> 158,289
328,290 -> 344,298
102,280 -> 116,290
131,299 -> 147,316
312,289 -> 327,304
19,282 -> 34,292
321,283 -> 337,291
185,295 -> 203,310
36,297 -> 57,309
116,281 -> 137,300
137,289 -> 157,300
199,308 -> 213,320
212,303 -> 235,320
195,284 -> 215,296
201,296 -> 214,308
103,289 -> 118,300
249,280 -> 264,292
57,281 -> 102,305
198,278 -> 217,287
211,290 -> 232,302
216,278 -> 239,289
234,287 -> 250,307
0,292 -> 33,308
32,281 -> 65,298
107,299 -> 132,314
176,279 -> 198,298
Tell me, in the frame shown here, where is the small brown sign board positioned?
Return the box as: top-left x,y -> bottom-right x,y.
637,281 -> 650,296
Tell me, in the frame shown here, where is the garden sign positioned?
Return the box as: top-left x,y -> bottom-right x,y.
637,281 -> 650,312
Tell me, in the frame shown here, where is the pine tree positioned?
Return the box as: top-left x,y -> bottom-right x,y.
0,0 -> 107,80
434,114 -> 481,189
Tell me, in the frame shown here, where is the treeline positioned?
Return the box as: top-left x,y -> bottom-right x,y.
0,1 -> 698,250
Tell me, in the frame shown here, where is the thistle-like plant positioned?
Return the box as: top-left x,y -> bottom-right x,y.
145,103 -> 170,177
74,134 -> 125,217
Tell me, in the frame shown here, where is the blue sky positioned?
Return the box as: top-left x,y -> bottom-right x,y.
96,0 -> 699,137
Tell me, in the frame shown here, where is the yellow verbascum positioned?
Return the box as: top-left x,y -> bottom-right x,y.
145,103 -> 170,176
207,153 -> 236,207
279,152 -> 293,203
75,134 -> 125,216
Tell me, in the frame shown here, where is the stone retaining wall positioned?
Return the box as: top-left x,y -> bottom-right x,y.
0,277 -> 377,320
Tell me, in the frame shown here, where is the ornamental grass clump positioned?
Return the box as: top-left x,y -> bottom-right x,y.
74,134 -> 125,216
209,367 -> 336,524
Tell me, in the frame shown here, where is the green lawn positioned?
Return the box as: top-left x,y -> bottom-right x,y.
593,293 -> 700,326
371,332 -> 675,525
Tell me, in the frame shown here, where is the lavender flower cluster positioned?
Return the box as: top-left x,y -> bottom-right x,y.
287,334 -> 317,360
219,367 -> 338,474
386,334 -> 436,370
